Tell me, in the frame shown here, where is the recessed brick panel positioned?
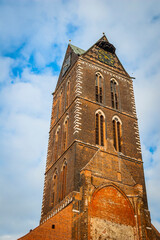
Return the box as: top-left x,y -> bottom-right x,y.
90,186 -> 135,226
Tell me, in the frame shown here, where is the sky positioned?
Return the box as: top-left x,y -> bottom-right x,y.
0,0 -> 160,239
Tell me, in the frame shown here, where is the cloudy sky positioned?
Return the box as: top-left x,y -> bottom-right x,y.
0,0 -> 160,239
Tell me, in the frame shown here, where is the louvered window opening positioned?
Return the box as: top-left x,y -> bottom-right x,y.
112,119 -> 122,152
66,82 -> 70,108
60,164 -> 67,201
95,74 -> 103,103
111,80 -> 118,110
95,113 -> 104,146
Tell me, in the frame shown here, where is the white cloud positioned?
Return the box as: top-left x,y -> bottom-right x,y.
0,68 -> 57,237
0,235 -> 21,240
0,57 -> 13,82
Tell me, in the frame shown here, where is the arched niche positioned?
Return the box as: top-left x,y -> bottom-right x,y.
89,185 -> 136,240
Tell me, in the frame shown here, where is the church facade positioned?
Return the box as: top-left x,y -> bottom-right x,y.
19,35 -> 160,240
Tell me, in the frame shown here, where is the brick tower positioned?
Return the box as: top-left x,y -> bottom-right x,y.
19,35 -> 160,240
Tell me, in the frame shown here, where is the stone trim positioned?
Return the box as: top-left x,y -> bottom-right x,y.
40,191 -> 81,224
79,57 -> 132,83
73,62 -> 83,135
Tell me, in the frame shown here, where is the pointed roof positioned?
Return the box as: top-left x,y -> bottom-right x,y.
83,34 -> 116,56
69,44 -> 85,55
55,34 -> 130,93
69,34 -> 114,57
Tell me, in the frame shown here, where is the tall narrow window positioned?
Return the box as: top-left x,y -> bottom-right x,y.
112,120 -> 116,149
57,100 -> 59,120
110,79 -> 119,109
60,161 -> 67,201
100,115 -> 104,146
63,115 -> 69,151
95,113 -> 99,144
51,170 -> 57,207
95,73 -> 103,103
66,81 -> 70,108
112,116 -> 122,152
59,88 -> 63,116
95,110 -> 105,146
54,126 -> 60,161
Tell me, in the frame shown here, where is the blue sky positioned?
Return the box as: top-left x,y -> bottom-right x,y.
0,0 -> 160,239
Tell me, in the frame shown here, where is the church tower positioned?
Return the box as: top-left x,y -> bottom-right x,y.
19,35 -> 160,240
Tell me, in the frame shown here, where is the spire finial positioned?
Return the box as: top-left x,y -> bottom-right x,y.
103,32 -> 105,35
69,39 -> 71,43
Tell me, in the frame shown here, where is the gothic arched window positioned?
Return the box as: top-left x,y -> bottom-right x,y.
63,115 -> 69,151
110,79 -> 119,109
59,88 -> 63,116
95,110 -> 105,146
95,73 -> 103,103
56,100 -> 59,120
60,161 -> 67,201
66,80 -> 70,108
112,116 -> 122,152
51,169 -> 58,207
54,126 -> 60,161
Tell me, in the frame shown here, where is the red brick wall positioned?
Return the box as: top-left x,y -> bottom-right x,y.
18,204 -> 73,240
89,185 -> 135,226
88,185 -> 135,239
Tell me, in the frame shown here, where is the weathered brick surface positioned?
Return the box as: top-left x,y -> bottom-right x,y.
19,36 -> 160,240
18,204 -> 73,240
89,186 -> 135,225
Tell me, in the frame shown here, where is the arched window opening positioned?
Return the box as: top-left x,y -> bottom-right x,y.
95,73 -> 103,103
95,114 -> 99,144
112,116 -> 122,152
54,126 -> 60,161
51,170 -> 58,207
59,88 -> 63,116
95,111 -> 105,146
57,100 -> 59,120
100,115 -> 104,146
63,115 -> 69,151
110,79 -> 119,109
60,161 -> 67,201
66,81 -> 70,108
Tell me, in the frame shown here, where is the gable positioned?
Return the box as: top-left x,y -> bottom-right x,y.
82,36 -> 130,77
82,150 -> 136,186
55,35 -> 130,92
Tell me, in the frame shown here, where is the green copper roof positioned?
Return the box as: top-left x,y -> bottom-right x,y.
69,43 -> 85,55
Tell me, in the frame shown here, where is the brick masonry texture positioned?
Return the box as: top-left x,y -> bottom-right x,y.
19,36 -> 160,240
18,204 -> 73,240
